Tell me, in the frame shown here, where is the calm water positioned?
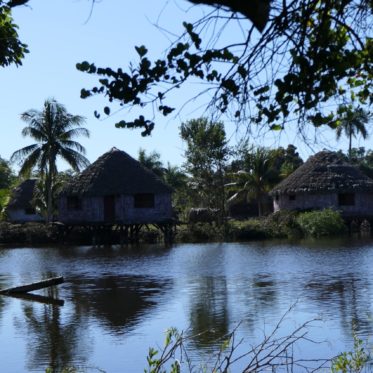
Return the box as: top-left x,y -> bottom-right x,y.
1,238 -> 373,372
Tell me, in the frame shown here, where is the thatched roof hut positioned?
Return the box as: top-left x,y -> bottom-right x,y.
271,151 -> 373,195
58,148 -> 173,224
61,147 -> 172,196
270,151 -> 373,216
6,179 -> 43,222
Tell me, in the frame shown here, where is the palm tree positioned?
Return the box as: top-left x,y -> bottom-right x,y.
336,107 -> 370,159
138,148 -> 165,177
227,147 -> 275,216
11,99 -> 90,221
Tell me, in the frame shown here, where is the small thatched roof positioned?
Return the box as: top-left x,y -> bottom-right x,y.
61,147 -> 172,196
270,151 -> 373,195
7,179 -> 37,209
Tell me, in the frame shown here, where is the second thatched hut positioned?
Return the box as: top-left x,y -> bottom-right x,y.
270,151 -> 373,217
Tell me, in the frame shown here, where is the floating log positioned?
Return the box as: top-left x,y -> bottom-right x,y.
0,276 -> 64,295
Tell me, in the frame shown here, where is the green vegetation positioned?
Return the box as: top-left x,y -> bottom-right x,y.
11,99 -> 90,222
0,1 -> 28,67
336,107 -> 371,160
176,209 -> 347,243
331,336 -> 369,373
296,209 -> 347,238
77,1 -> 372,138
142,321 -> 371,373
180,118 -> 229,213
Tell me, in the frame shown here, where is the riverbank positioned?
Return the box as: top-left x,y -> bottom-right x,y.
0,209 -> 353,245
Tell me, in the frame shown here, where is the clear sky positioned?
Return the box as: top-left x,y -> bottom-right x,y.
1,0 -> 370,171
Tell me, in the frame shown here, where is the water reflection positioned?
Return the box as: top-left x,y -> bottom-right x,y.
305,274 -> 373,337
68,275 -> 172,335
188,276 -> 229,347
1,240 -> 373,371
15,273 -> 88,373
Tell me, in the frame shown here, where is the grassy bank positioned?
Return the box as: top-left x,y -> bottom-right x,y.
176,209 -> 348,242
0,209 -> 349,245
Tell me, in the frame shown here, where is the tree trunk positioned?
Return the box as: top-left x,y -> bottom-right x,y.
46,173 -> 53,222
46,156 -> 55,223
258,196 -> 263,217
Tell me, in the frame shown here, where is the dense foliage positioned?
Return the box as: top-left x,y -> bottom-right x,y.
0,1 -> 28,67
296,208 -> 347,237
180,118 -> 229,211
0,156 -> 14,189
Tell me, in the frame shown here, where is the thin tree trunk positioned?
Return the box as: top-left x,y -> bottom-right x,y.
258,192 -> 263,217
46,157 -> 54,222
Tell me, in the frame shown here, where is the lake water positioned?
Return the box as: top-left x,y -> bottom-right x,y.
1,238 -> 373,372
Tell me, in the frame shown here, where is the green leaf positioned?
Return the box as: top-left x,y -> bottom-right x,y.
135,45 -> 148,58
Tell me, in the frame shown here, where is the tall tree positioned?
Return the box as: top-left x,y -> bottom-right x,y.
11,99 -> 90,221
78,1 -> 372,138
163,162 -> 189,218
336,106 -> 371,159
180,118 -> 229,212
228,147 -> 275,216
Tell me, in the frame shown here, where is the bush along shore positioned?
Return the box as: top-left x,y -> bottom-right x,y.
0,209 -> 351,246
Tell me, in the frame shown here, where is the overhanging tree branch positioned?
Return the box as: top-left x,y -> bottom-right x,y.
77,0 -> 372,137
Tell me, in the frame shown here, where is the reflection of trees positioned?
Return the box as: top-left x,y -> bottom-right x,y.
0,275 -> 11,327
187,273 -> 279,348
15,273 -> 89,373
235,274 -> 278,334
305,274 -> 373,338
188,276 -> 229,347
69,275 -> 171,335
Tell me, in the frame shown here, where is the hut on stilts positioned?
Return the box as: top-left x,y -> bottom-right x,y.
270,151 -> 373,230
58,148 -> 174,243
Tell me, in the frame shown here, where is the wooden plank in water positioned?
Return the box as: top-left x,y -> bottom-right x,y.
0,276 -> 64,294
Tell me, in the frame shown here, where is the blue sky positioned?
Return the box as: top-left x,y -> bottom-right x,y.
1,0 -> 370,171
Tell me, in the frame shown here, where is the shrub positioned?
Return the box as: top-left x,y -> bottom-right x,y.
296,209 -> 347,238
262,210 -> 302,238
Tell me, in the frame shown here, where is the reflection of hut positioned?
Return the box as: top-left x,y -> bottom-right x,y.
270,151 -> 373,217
6,179 -> 44,222
58,147 -> 173,224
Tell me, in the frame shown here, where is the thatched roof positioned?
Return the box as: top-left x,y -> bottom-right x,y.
61,147 -> 172,196
7,179 -> 37,209
270,151 -> 373,195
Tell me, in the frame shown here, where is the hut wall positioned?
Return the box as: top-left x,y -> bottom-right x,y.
342,192 -> 373,216
274,191 -> 373,216
7,209 -> 44,223
117,193 -> 173,223
58,196 -> 102,222
274,193 -> 336,212
59,193 -> 173,223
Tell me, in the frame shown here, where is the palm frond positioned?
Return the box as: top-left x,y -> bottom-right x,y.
18,148 -> 42,176
59,140 -> 87,154
21,126 -> 46,141
10,144 -> 40,163
62,128 -> 90,140
59,147 -> 90,171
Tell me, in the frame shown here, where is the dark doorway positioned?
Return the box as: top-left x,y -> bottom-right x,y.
104,195 -> 116,221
